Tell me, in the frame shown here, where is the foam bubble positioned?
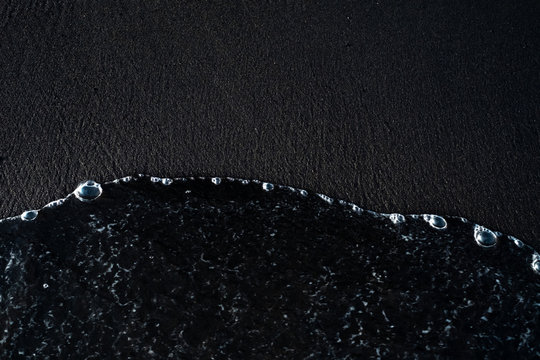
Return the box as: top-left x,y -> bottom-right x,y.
509,236 -> 524,248
474,225 -> 497,248
74,180 -> 103,202
212,177 -> 222,185
150,177 -> 161,183
423,215 -> 447,230
532,254 -> 540,274
161,178 -> 173,186
262,183 -> 274,191
21,210 -> 38,221
300,190 -> 308,197
121,176 -> 133,183
390,213 -> 405,224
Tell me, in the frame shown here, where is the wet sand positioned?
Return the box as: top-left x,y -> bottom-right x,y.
0,1 -> 538,247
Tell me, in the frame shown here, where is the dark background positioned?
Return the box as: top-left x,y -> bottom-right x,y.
0,1 -> 538,246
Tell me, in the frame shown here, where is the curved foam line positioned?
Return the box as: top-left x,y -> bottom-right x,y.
1,173 -> 538,275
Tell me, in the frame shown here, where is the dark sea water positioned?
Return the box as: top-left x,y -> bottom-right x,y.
0,175 -> 538,359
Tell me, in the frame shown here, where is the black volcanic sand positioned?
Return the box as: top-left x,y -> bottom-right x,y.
0,1 -> 539,248
0,176 -> 538,359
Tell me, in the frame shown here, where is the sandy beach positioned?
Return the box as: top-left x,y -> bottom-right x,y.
0,1 -> 538,247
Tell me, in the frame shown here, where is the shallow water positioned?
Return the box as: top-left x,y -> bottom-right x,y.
0,175 -> 538,359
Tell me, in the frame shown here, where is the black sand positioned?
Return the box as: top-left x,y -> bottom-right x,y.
0,1 -> 539,247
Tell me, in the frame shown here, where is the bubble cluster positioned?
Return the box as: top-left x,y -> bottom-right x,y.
21,210 -> 38,221
423,215 -> 447,230
317,194 -> 333,204
74,180 -> 103,202
262,183 -> 274,191
150,177 -> 161,183
352,205 -> 363,214
45,199 -> 65,208
389,213 -> 405,224
241,180 -> 250,185
474,225 -> 497,248
212,177 -> 222,185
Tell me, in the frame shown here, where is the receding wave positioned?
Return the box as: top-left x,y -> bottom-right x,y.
0,175 -> 538,358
